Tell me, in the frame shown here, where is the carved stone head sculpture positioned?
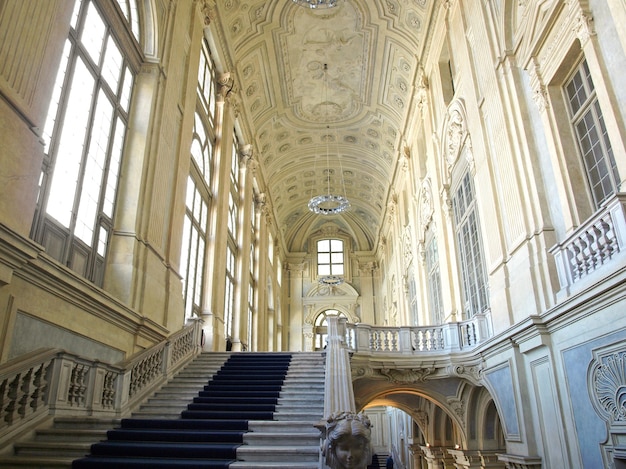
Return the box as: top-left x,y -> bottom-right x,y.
323,412 -> 373,469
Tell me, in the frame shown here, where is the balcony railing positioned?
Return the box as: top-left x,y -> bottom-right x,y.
0,320 -> 202,445
550,193 -> 626,295
342,312 -> 492,355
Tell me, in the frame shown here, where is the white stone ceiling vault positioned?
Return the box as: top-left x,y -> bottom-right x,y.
208,0 -> 435,251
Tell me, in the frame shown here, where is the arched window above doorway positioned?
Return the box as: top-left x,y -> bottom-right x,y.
316,238 -> 345,278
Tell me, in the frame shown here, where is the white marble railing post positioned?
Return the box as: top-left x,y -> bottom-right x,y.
399,327 -> 413,354
324,316 -> 356,417
442,323 -> 461,352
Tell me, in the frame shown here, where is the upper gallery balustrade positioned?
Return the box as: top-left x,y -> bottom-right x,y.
340,313 -> 493,355
550,193 -> 626,298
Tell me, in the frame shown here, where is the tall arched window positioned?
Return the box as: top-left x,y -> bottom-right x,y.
564,58 -> 619,208
224,132 -> 242,339
33,0 -> 139,285
426,235 -> 444,324
452,172 -> 489,318
180,40 -> 217,322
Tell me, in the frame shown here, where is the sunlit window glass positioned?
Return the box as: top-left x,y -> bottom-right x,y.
33,0 -> 138,285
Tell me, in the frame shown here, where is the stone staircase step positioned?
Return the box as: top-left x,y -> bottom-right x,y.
0,455 -> 74,468
276,412 -> 323,421
13,441 -> 90,458
230,463 -> 318,469
233,353 -> 324,467
247,420 -> 322,434
0,351 -> 327,468
52,417 -> 120,430
243,432 -> 320,445
236,445 -> 319,462
34,428 -> 108,443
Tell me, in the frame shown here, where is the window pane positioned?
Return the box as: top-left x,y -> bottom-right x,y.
71,0 -> 82,28
102,36 -> 123,92
76,89 -> 113,245
81,3 -> 106,65
120,66 -> 133,111
191,139 -> 203,171
331,252 -> 344,264
318,265 -> 331,276
103,117 -> 125,217
47,59 -> 95,227
566,70 -> 587,115
97,225 -> 108,256
330,239 -> 343,251
43,40 -> 72,153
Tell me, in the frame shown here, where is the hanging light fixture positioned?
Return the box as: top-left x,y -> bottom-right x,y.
292,0 -> 337,9
308,64 -> 350,216
318,274 -> 344,286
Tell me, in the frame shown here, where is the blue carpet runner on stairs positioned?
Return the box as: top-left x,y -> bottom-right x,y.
72,353 -> 292,469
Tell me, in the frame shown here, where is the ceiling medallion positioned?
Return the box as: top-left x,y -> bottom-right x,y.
318,275 -> 344,286
292,0 -> 337,9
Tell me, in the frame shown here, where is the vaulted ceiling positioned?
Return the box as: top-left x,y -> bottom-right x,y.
209,1 -> 436,251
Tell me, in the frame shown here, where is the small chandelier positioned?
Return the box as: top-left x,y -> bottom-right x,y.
292,0 -> 337,9
318,275 -> 344,286
308,64 -> 350,216
308,194 -> 350,215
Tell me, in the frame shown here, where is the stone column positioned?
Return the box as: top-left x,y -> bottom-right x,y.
207,73 -> 236,350
230,144 -> 254,352
409,444 -> 426,469
286,262 -> 305,350
358,262 -> 377,324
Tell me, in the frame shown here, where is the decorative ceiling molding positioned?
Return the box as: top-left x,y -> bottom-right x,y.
209,1 -> 436,251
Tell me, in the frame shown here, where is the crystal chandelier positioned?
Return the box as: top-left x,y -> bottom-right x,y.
292,0 -> 337,9
318,275 -> 344,286
308,64 -> 350,216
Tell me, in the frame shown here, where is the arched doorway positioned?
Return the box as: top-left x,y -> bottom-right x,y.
313,309 -> 347,350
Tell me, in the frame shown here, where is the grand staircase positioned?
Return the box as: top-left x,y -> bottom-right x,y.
0,352 -> 325,469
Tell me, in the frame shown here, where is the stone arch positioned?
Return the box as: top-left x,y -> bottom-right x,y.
358,387 -> 468,448
139,0 -> 158,59
303,281 -> 360,324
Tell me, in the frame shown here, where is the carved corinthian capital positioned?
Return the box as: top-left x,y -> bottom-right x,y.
573,8 -> 595,45
201,1 -> 216,26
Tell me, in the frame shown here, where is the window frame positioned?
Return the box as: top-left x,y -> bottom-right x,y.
451,171 -> 490,319
563,58 -> 620,209
32,0 -> 140,286
315,238 -> 346,279
425,234 -> 444,325
180,34 -> 219,323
